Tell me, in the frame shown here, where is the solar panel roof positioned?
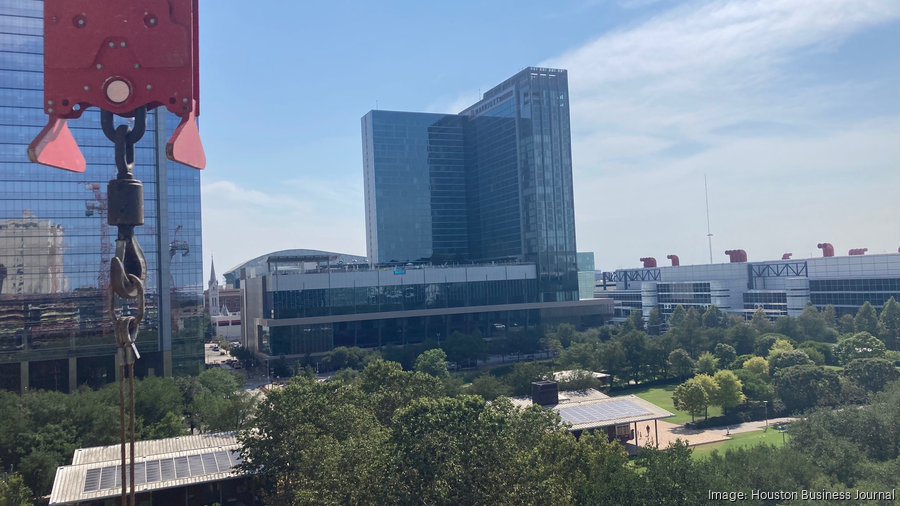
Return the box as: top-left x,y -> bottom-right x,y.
557,400 -> 650,425
80,450 -> 241,493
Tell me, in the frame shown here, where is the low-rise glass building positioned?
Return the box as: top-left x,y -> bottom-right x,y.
239,257 -> 612,359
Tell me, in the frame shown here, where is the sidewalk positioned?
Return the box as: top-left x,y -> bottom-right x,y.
625,416 -> 797,455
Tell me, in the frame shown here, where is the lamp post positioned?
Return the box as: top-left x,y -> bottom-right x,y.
763,400 -> 768,431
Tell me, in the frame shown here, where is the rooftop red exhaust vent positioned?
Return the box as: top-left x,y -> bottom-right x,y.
849,248 -> 868,256
817,243 -> 834,257
666,254 -> 680,266
640,257 -> 657,268
725,250 -> 747,263
782,253 -> 793,260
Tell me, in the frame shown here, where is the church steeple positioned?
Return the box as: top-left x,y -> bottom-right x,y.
209,254 -> 220,316
208,254 -> 217,289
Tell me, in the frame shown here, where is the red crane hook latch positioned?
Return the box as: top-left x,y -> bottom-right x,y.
28,0 -> 205,172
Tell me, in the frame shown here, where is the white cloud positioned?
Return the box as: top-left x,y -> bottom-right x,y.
201,179 -> 365,281
542,0 -> 900,269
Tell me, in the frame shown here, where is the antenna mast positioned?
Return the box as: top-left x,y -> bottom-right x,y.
705,174 -> 713,263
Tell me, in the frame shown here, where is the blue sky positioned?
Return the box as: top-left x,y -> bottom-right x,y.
199,0 -> 900,281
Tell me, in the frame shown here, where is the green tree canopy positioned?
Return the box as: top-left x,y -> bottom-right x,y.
667,349 -> 694,381
694,351 -> 719,376
468,373 -> 512,401
854,301 -> 884,337
713,343 -> 737,369
774,365 -> 841,413
726,324 -> 757,355
838,314 -> 856,334
668,304 -> 687,328
0,473 -> 32,506
701,304 -> 726,328
879,296 -> 900,351
618,331 -> 648,384
797,302 -> 827,341
769,349 -> 812,376
672,379 -> 709,423
443,331 -> 489,366
751,308 -> 773,334
712,370 -> 745,413
414,348 -> 450,378
836,332 -> 887,364
647,307 -> 662,336
742,356 -> 770,377
843,358 -> 900,393
627,310 -> 645,332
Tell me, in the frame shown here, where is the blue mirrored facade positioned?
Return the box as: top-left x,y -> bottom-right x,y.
0,2 -> 204,392
362,68 -> 578,302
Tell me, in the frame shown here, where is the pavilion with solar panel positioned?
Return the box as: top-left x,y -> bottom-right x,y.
49,432 -> 256,506
511,381 -> 674,445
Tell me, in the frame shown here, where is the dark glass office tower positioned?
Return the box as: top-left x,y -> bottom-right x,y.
362,111 -> 468,264
362,67 -> 578,302
0,2 -> 204,393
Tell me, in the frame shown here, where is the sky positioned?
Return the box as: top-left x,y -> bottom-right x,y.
198,0 -> 900,282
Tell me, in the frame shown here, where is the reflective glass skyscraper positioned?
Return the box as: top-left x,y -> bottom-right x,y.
362,67 -> 578,302
0,2 -> 204,393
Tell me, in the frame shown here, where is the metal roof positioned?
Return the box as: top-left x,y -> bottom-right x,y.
511,390 -> 674,432
50,433 -> 243,505
71,433 -> 237,465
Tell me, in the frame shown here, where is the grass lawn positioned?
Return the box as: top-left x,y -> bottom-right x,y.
613,384 -> 722,425
691,429 -> 786,458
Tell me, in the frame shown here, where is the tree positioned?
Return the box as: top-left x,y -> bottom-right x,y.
822,304 -> 838,329
618,331 -> 648,384
843,358 -> 900,393
836,332 -> 887,364
712,370 -> 744,414
469,374 -> 512,401
751,308 -> 773,334
741,356 -> 769,377
774,365 -> 841,413
726,324 -> 757,355
735,369 -> 774,402
797,302 -> 827,341
672,379 -> 709,423
443,331 -> 488,366
0,474 -> 32,506
693,374 -> 718,419
540,336 -> 563,357
323,346 -> 378,371
668,305 -> 686,328
627,310 -> 645,332
357,360 -> 444,425
558,341 -> 599,370
133,375 -> 185,429
554,323 -> 577,348
147,411 -> 186,439
414,348 -> 449,378
713,343 -> 737,369
193,388 -> 257,433
503,362 -> 551,396
599,341 -> 628,387
701,305 -> 726,328
854,302 -> 884,337
879,296 -> 900,350
667,349 -> 694,381
694,352 -> 719,376
765,338 -> 795,363
769,350 -> 813,376
774,316 -> 802,341
838,314 -> 856,334
753,333 -> 785,357
647,308 -> 662,336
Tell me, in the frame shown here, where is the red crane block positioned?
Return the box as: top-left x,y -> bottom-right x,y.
28,0 -> 205,172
